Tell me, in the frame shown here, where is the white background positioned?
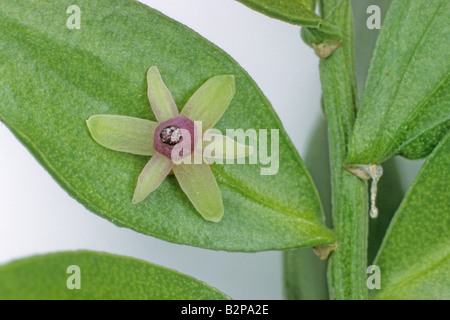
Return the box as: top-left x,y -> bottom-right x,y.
0,0 -> 324,299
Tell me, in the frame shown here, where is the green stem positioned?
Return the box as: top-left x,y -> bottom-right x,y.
318,0 -> 369,299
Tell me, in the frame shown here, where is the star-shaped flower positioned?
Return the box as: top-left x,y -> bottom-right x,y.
86,66 -> 250,222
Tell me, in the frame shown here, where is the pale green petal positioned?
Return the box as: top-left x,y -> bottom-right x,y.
181,75 -> 235,131
173,163 -> 224,222
147,66 -> 179,122
132,154 -> 173,204
87,115 -> 157,155
202,133 -> 253,161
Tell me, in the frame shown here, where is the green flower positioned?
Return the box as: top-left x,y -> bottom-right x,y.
87,66 -> 250,222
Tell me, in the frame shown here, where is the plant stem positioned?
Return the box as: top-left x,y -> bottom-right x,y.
318,0 -> 369,299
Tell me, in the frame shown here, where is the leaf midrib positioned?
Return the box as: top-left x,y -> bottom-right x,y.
396,73 -> 449,148
398,116 -> 450,151
372,250 -> 450,299
214,166 -> 322,225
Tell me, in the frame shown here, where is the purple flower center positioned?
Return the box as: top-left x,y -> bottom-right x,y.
153,116 -> 196,161
160,126 -> 182,146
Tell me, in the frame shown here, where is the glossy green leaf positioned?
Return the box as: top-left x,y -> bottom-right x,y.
351,0 -> 403,265
0,0 -> 333,251
371,132 -> 450,300
284,247 -> 329,300
236,0 -> 343,55
347,0 -> 450,164
235,0 -> 322,27
0,251 -> 230,300
283,119 -> 331,300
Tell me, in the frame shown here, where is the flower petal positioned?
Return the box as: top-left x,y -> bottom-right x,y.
181,75 -> 235,131
132,153 -> 173,204
147,66 -> 179,122
173,163 -> 224,222
202,133 -> 253,161
87,115 -> 157,155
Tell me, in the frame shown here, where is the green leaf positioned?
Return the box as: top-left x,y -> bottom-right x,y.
284,247 -> 329,300
347,0 -> 450,164
235,0 -> 322,27
283,119 -> 331,300
0,0 -> 333,251
0,251 -> 230,300
351,0 -> 403,265
236,0 -> 343,57
371,132 -> 450,300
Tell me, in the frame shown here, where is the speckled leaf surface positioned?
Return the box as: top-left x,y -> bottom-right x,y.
348,0 -> 450,164
0,0 -> 334,251
371,133 -> 450,300
0,251 -> 230,300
